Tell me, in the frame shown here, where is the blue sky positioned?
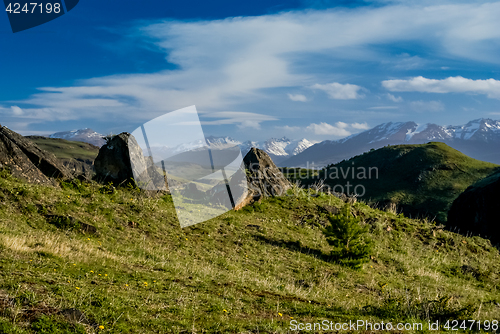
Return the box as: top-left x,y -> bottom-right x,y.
1,0 -> 500,142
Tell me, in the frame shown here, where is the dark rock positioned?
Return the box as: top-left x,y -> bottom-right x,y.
246,224 -> 262,230
447,169 -> 500,242
62,158 -> 94,180
208,167 -> 259,210
45,215 -> 98,235
209,148 -> 292,210
207,148 -> 291,210
0,125 -> 72,184
319,205 -> 340,215
243,148 -> 291,199
94,132 -> 167,189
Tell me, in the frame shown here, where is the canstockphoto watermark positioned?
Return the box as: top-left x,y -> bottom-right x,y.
129,105 -> 248,228
290,319 -> 423,332
286,162 -> 379,197
4,0 -> 80,33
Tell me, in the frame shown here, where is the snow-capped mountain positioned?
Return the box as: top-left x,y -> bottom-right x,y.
239,137 -> 315,162
205,136 -> 242,149
49,128 -> 106,147
446,118 -> 500,142
281,118 -> 500,167
286,138 -> 315,156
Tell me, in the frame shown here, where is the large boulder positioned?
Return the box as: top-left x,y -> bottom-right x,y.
243,148 -> 292,199
94,133 -> 167,189
207,148 -> 291,210
0,125 -> 71,184
447,169 -> 500,242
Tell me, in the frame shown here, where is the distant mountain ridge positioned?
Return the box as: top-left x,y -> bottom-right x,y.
281,118 -> 500,167
239,137 -> 315,163
50,128 -> 106,147
48,129 -> 315,163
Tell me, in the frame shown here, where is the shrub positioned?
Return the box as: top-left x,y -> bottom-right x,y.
323,204 -> 373,269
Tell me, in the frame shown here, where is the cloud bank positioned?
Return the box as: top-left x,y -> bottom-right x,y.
383,76 -> 500,99
3,2 -> 500,132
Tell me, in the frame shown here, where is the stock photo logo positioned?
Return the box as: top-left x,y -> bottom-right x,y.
129,106 -> 249,228
3,0 -> 79,33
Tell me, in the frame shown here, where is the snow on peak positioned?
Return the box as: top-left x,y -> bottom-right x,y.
49,128 -> 105,147
238,137 -> 314,157
405,123 -> 429,141
286,138 -> 315,156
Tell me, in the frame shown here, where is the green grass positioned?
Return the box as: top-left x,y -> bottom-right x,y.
0,169 -> 500,333
296,142 -> 499,224
26,136 -> 99,161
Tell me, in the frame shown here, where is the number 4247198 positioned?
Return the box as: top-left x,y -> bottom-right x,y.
443,320 -> 498,331
5,3 -> 61,14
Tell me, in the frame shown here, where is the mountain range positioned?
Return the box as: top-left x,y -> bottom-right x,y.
50,128 -> 106,147
48,118 -> 500,167
49,130 -> 316,163
280,118 -> 500,167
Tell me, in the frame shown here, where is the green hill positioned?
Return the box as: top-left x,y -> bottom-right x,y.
0,169 -> 500,333
25,136 -> 100,161
300,142 -> 499,224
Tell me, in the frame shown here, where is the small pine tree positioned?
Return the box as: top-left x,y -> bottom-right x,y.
323,205 -> 373,269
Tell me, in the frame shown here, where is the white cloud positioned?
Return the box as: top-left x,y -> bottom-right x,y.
11,106 -> 23,116
351,122 -> 370,130
307,122 -> 351,136
6,2 -> 500,127
287,93 -> 308,102
275,125 -> 301,131
382,76 -> 500,99
387,93 -> 403,102
200,111 -> 277,129
368,106 -> 399,110
409,100 -> 445,112
275,121 -> 370,139
390,53 -> 426,70
311,82 -> 366,100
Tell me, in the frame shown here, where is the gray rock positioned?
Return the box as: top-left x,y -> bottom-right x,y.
207,148 -> 291,210
94,132 -> 167,189
0,125 -> 71,185
62,158 -> 95,181
243,148 -> 292,199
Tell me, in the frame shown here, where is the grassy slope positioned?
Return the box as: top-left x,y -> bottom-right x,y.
0,170 -> 500,333
302,142 -> 499,224
25,136 -> 99,161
